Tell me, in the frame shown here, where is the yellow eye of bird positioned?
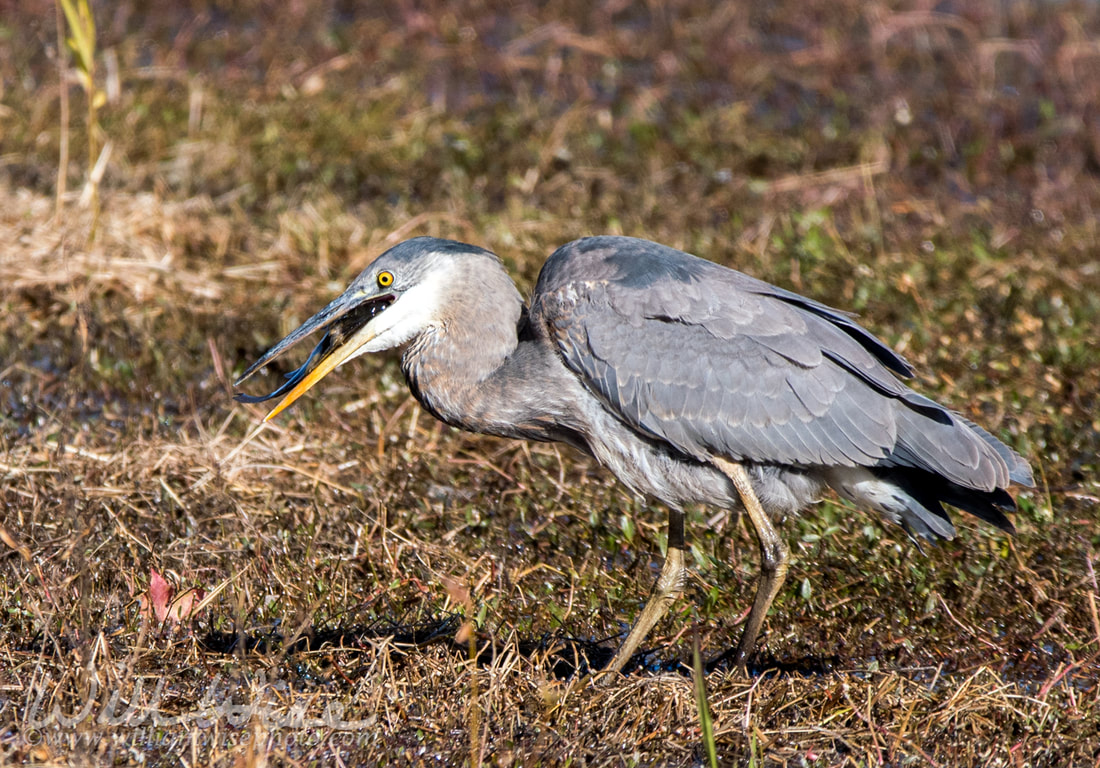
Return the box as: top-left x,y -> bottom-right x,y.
377,271 -> 394,288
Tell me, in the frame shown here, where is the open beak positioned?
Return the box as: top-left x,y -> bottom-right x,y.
234,289 -> 395,421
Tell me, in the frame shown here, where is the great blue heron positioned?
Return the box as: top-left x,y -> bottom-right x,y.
235,236 -> 1032,674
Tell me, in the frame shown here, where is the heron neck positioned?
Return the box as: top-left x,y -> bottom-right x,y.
400,276 -> 530,437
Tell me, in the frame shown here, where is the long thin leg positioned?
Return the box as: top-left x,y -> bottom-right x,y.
712,457 -> 790,670
602,508 -> 687,675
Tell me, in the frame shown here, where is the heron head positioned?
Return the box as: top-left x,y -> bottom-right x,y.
234,237 -> 497,421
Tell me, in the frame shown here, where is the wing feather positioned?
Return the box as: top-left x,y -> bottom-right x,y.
531,237 -> 1025,489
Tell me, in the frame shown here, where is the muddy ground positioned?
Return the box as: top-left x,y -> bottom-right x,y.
2,1 -> 1099,765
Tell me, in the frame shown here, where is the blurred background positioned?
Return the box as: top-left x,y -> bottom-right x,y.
1,1 -> 1098,765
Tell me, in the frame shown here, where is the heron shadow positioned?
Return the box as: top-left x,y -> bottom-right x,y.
200,616 -> 841,682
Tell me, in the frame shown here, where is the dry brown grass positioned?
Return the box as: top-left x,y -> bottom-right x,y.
3,1 -> 1100,765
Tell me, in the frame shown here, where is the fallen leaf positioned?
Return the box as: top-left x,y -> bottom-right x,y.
138,568 -> 205,624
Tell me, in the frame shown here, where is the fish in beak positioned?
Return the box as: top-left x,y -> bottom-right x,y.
234,288 -> 395,421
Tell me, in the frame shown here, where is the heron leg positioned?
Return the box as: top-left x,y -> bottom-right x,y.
602,508 -> 687,676
712,457 -> 790,670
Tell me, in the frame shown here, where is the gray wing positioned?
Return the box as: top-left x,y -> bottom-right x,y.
531,237 -> 1020,491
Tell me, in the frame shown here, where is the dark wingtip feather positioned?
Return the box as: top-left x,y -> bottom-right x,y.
876,468 -> 1017,538
934,481 -> 1016,535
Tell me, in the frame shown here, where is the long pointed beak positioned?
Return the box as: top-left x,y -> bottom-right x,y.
234,289 -> 394,421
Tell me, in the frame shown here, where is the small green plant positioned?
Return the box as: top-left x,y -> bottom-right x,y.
57,0 -> 106,226
692,637 -> 718,768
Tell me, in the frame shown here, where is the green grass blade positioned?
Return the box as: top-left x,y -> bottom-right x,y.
693,636 -> 718,768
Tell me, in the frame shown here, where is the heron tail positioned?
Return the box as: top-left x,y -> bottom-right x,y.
827,465 -> 1017,542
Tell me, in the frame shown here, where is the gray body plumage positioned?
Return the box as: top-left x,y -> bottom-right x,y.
237,234 -> 1032,670
401,236 -> 1029,540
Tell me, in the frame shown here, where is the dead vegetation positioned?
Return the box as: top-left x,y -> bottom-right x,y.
2,1 -> 1099,765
